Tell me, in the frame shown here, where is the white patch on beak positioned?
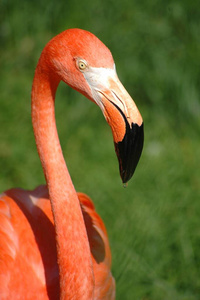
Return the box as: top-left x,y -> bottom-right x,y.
83,65 -> 117,112
82,63 -> 143,127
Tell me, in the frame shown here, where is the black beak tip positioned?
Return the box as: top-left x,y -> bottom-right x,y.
115,122 -> 144,184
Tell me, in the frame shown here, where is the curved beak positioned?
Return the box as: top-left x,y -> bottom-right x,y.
84,66 -> 144,183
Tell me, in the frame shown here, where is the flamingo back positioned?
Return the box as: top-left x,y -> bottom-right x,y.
0,186 -> 115,299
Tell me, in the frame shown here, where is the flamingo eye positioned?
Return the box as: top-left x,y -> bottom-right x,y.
77,59 -> 88,71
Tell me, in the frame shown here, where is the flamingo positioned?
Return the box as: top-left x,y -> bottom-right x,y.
0,29 -> 144,299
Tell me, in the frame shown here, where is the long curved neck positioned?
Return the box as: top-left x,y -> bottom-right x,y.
31,61 -> 94,299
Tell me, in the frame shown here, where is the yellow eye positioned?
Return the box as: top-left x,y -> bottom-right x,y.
77,59 -> 87,71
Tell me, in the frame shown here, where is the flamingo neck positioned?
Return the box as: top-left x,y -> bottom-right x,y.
31,63 -> 94,299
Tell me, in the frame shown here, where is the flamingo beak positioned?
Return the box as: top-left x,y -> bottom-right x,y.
84,67 -> 144,183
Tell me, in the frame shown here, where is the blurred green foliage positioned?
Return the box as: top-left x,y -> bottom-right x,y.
0,0 -> 200,299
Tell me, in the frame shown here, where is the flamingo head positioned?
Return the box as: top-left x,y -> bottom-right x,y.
42,28 -> 144,183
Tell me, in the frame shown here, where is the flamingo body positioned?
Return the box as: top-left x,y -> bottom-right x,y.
0,186 -> 115,299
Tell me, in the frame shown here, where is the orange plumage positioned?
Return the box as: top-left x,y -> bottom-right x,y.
0,186 -> 115,299
0,28 -> 143,299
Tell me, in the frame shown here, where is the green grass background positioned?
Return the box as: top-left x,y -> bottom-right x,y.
0,0 -> 200,299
